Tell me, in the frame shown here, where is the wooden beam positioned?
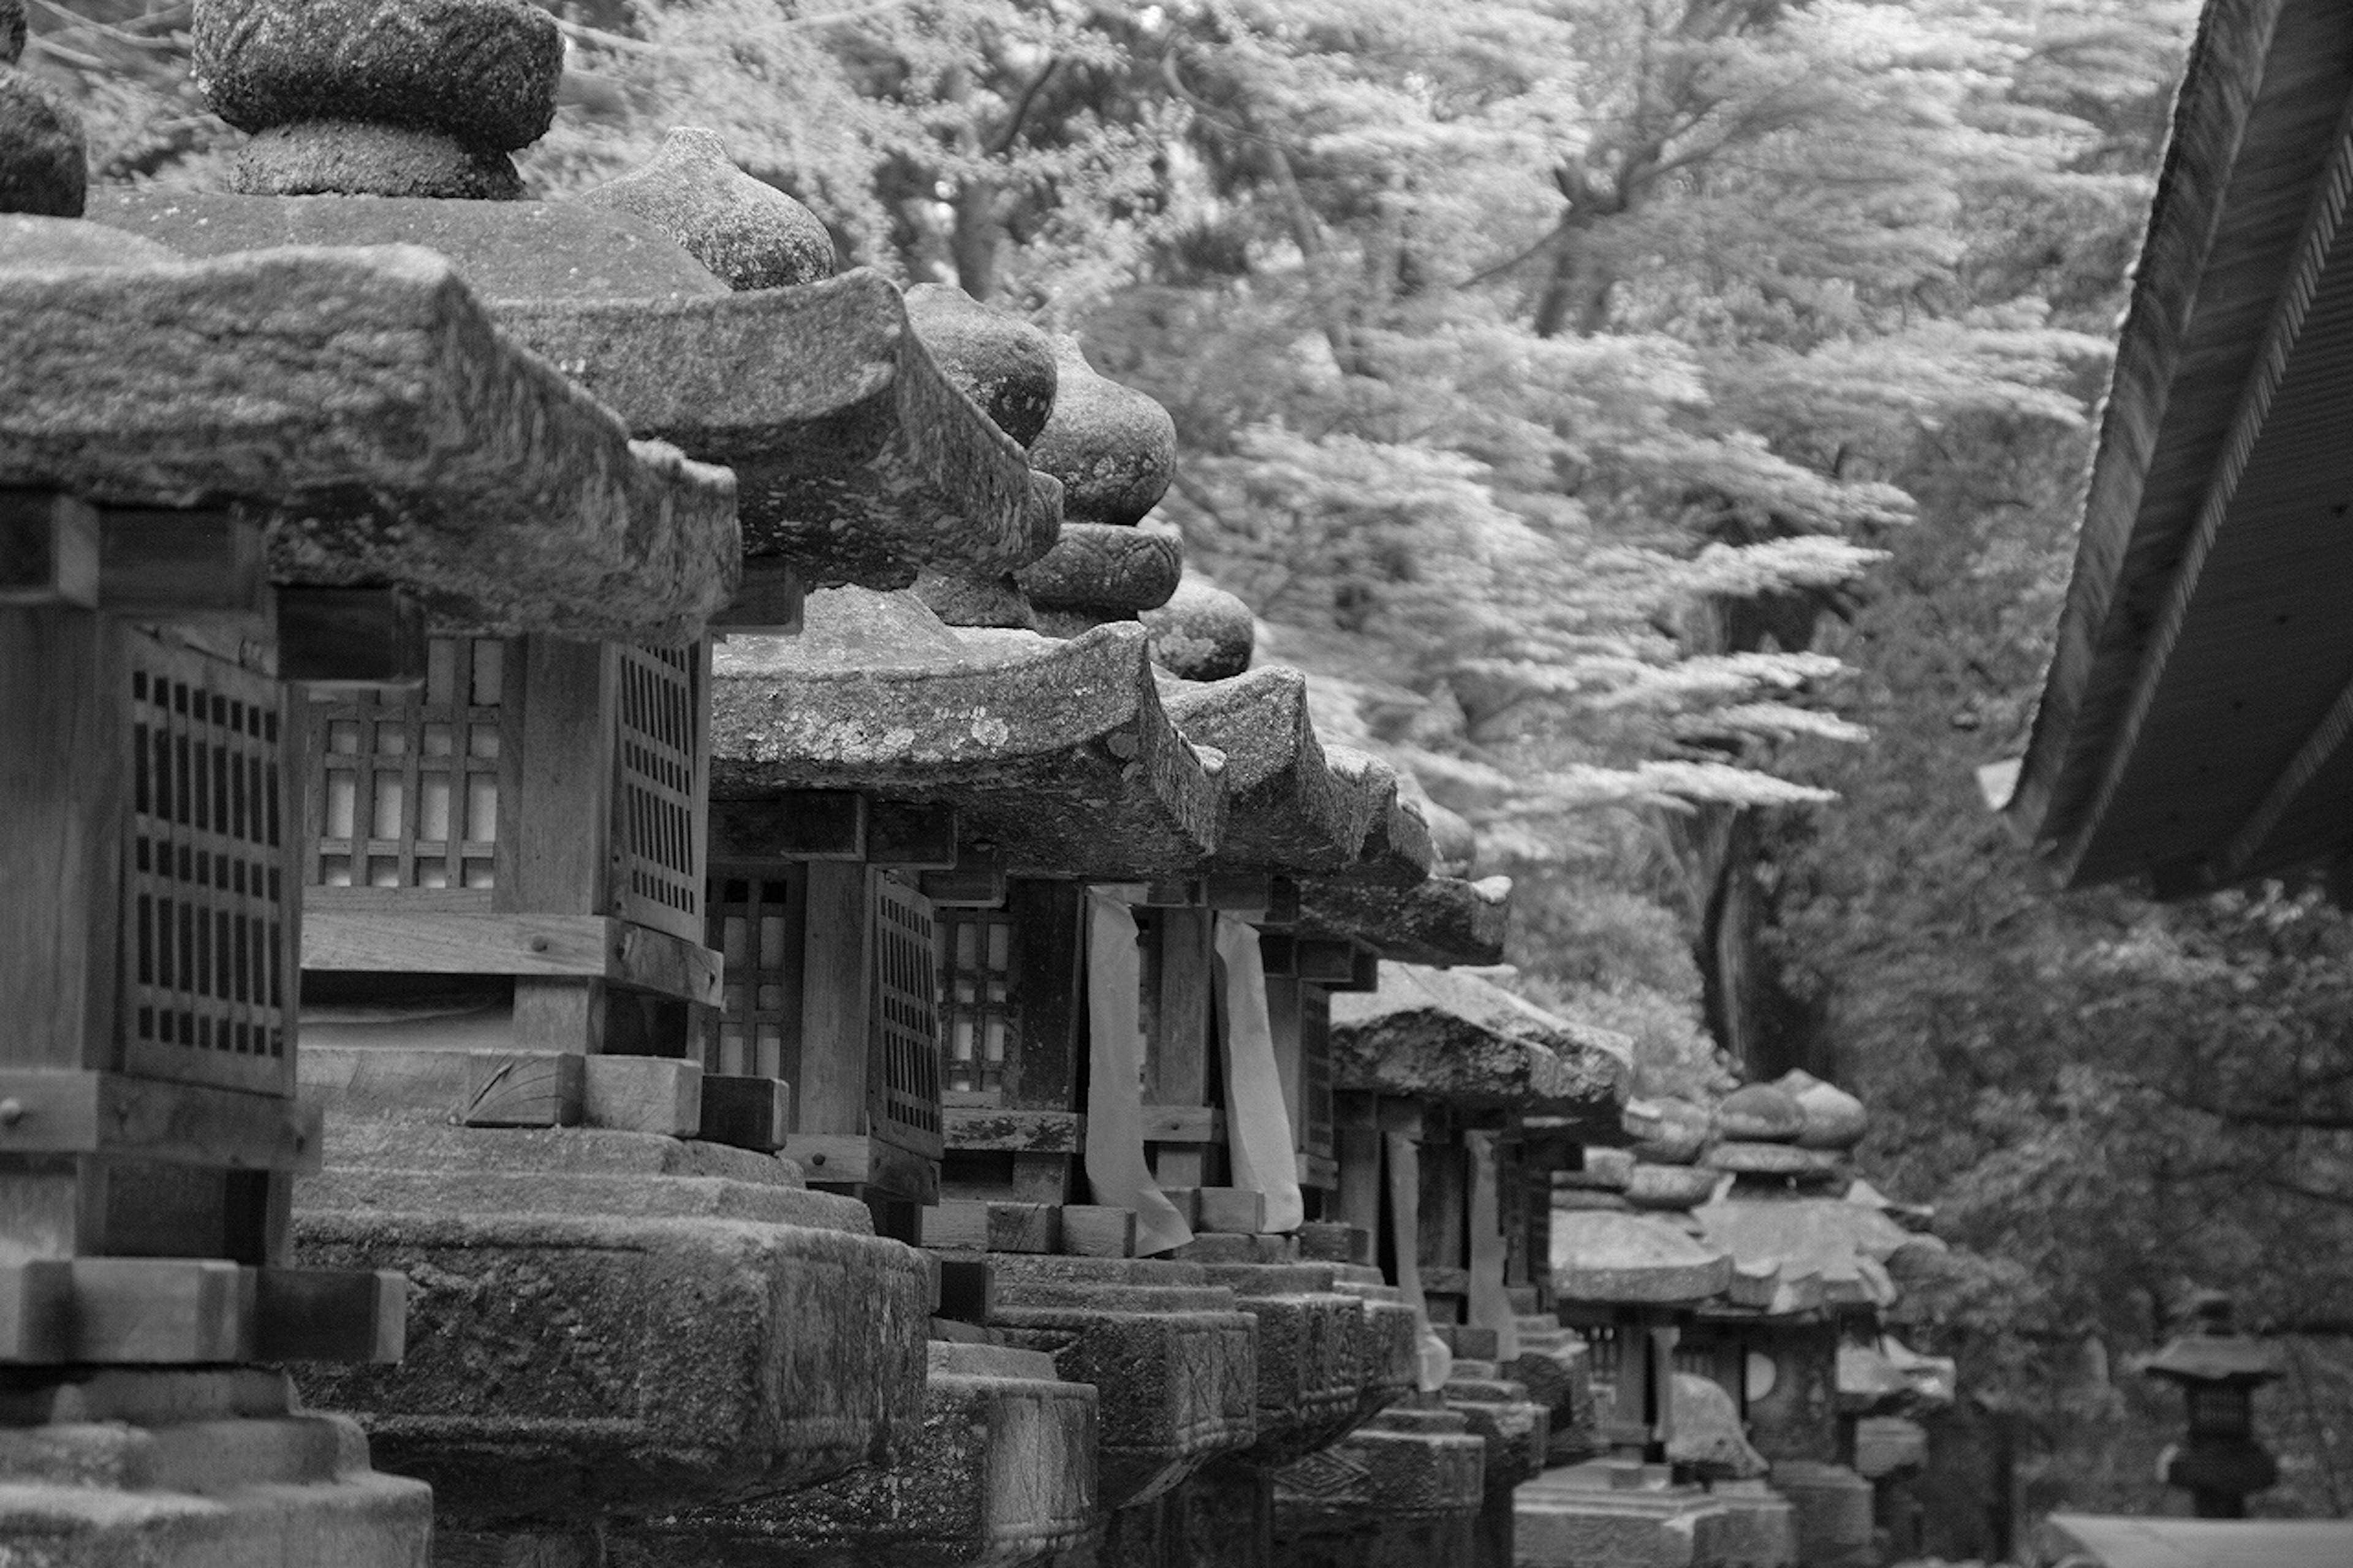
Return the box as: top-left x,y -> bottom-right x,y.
790,1132 -> 940,1203
301,909 -> 723,1007
1293,937 -> 1359,986
461,1051 -> 585,1127
920,860 -> 1007,907
582,1055 -> 703,1137
0,492 -> 98,607
1257,932 -> 1298,977
1205,873 -> 1271,912
710,792 -> 865,862
922,1200 -> 1061,1254
97,508 -> 268,620
933,1256 -> 996,1323
1262,877 -> 1301,930
0,1071 -> 322,1172
700,1074 -> 792,1153
1140,879 -> 1202,907
866,801 -> 958,868
1058,1205 -> 1136,1257
252,1267 -> 406,1363
275,588 -> 428,689
943,1107 -> 1084,1153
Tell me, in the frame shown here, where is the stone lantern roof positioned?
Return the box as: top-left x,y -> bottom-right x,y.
1328,963 -> 1630,1123
1298,874 -> 1513,966
1550,1210 -> 1735,1306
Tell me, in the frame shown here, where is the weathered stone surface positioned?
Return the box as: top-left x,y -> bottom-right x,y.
1298,873 -> 1511,966
96,187 -> 727,299
232,119 -> 521,198
1625,1162 -> 1721,1211
985,1256 -> 1258,1508
1324,746 -> 1438,887
1421,798 -> 1477,876
0,244 -> 740,640
1717,1082 -> 1805,1142
1143,575 -> 1254,680
0,67 -> 87,218
1017,520 -> 1182,610
2,0 -> 23,65
914,566 -> 1037,629
1852,1414 -> 1928,1479
1624,1096 -> 1711,1165
1509,1320 -> 1602,1466
1550,1211 -> 1733,1306
1704,1141 -> 1846,1180
1513,1461 -> 1748,1568
194,0 -> 564,149
711,596 -> 1228,878
295,1131 -> 931,1526
906,282 -> 1058,448
1272,1401 -> 1483,1543
1029,336 -> 1177,525
1550,1187 -> 1632,1213
1032,604 -> 1134,637
1666,1373 -> 1768,1480
1330,963 -> 1631,1120
1,213 -> 178,267
582,127 -> 835,292
1778,1067 -> 1869,1149
1161,667 -> 1367,875
608,1341 -> 1098,1568
1768,1460 -> 1874,1568
1693,1189 -> 1936,1315
1556,1147 -> 1634,1191
1443,1368 -> 1547,1491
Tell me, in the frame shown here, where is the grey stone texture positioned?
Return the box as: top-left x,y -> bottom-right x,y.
1299,873 -> 1512,966
1161,667 -> 1368,874
1,213 -> 178,267
1778,1067 -> 1869,1149
1192,1263 -> 1373,1466
1625,1096 -> 1712,1165
906,282 -> 1058,449
1508,1318 -> 1604,1465
1666,1372 -> 1769,1480
711,593 -> 1228,879
1556,1147 -> 1635,1191
1017,520 -> 1183,611
1143,575 -> 1255,680
1273,1400 -> 1483,1563
1029,335 -> 1177,525
1716,1082 -> 1805,1142
232,119 -> 523,199
193,0 -> 564,149
1325,746 -> 1438,886
1514,1463 -> 1752,1568
2,0 -> 22,65
1330,963 -> 1631,1120
1768,1460 -> 1875,1568
0,244 -> 740,641
1694,1187 -> 1938,1312
1704,1140 -> 1846,1180
580,127 -> 836,292
913,566 -> 1037,629
1626,1162 -> 1722,1211
0,67 -> 88,218
1549,1210 -> 1733,1305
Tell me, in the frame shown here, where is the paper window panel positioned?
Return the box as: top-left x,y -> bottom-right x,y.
308,637 -> 506,893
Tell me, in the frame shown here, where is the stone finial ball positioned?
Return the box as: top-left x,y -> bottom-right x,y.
2,0 -> 25,67
906,282 -> 1058,449
1141,576 -> 1254,681
193,0 -> 564,150
1028,336 -> 1178,526
1715,1082 -> 1806,1142
578,127 -> 834,292
0,71 -> 88,218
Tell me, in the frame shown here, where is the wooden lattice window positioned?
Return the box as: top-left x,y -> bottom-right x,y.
613,643 -> 703,943
1300,985 -> 1334,1164
1573,1320 -> 1624,1387
125,632 -> 295,1097
873,874 -> 943,1146
309,637 -> 506,893
708,869 -> 804,1078
934,907 -> 1015,1095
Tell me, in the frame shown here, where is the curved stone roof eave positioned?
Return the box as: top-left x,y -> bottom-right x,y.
1327,963 -> 1631,1124
1297,874 -> 1512,968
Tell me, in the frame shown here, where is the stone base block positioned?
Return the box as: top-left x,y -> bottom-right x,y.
988,1257 -> 1257,1509
1514,1462 -> 1738,1568
1195,1266 -> 1369,1466
1272,1403 -> 1483,1567
1767,1460 -> 1872,1568
1706,1480 -> 1799,1568
0,1370 -> 431,1568
607,1342 -> 1097,1567
295,1127 -> 930,1528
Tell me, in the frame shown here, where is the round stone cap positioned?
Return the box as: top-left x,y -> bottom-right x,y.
1716,1082 -> 1805,1142
1625,1162 -> 1721,1211
578,127 -> 834,292
1778,1068 -> 1868,1149
194,0 -> 564,149
1142,575 -> 1253,680
1029,336 -> 1177,525
232,119 -> 523,199
1704,1141 -> 1844,1180
1626,1096 -> 1711,1165
0,70 -> 86,218
907,282 -> 1057,447
1016,520 -> 1181,612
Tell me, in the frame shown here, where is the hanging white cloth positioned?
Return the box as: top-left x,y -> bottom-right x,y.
1212,914 -> 1305,1233
1083,889 -> 1193,1256
1466,1130 -> 1522,1361
1385,1129 -> 1455,1393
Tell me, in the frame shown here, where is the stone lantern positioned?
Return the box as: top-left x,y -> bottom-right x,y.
2145,1292 -> 2283,1518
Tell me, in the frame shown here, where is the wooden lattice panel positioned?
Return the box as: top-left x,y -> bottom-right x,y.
707,869 -> 804,1078
935,907 -> 1015,1096
1300,985 -> 1334,1164
124,632 -> 297,1097
612,643 -> 704,944
308,637 -> 507,894
1572,1319 -> 1624,1388
873,874 -> 943,1150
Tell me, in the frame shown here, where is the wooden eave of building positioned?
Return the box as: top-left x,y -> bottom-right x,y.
1,241 -> 738,643
1328,962 -> 1630,1124
1298,874 -> 1512,968
94,190 -> 1057,594
709,589 -> 1226,878
2005,0 -> 2353,892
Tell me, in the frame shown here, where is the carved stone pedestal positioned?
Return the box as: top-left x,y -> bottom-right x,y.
1270,1401 -> 1484,1568
0,1369 -> 432,1568
1513,1460 -> 1743,1568
1444,1363 -> 1548,1568
1510,1315 -> 1602,1464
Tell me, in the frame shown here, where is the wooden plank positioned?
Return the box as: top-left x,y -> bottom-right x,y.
1262,877 -> 1300,930
303,910 -> 721,1004
0,492 -> 99,607
1295,1221 -> 1373,1266
461,1051 -> 585,1127
1009,1152 -> 1071,1204
1146,908 -> 1216,1190
865,800 -> 958,868
506,634 -> 613,917
275,588 -> 427,689
1140,879 -> 1201,907
922,1200 -> 1061,1254
792,1132 -> 940,1203
97,508 -> 267,621
1337,945 -> 1381,994
1204,874 -> 1271,912
1294,937 -> 1359,985
1058,1205 -> 1136,1258
1298,1151 -> 1339,1189
1334,1124 -> 1383,1241
0,1262 -> 71,1360
943,1107 -> 1084,1153
796,862 -> 872,1134
511,977 -> 605,1055
1155,1187 -> 1203,1229
252,1267 -> 406,1363
712,562 -> 805,635
583,1056 -> 703,1137
1195,1187 -> 1268,1235
920,862 -> 1007,908
1139,1105 -> 1222,1145
1004,881 -> 1084,1112
710,792 -> 865,862
933,1256 -> 996,1324
700,1074 -> 790,1152
0,608 -> 119,1072
1257,933 -> 1298,977
66,1258 -> 252,1364
0,1071 -> 322,1172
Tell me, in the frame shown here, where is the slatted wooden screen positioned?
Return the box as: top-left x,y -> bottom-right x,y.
612,643 -> 704,943
707,868 -> 805,1079
934,906 -> 1016,1096
123,631 -> 296,1097
309,637 -> 507,893
1299,984 -> 1335,1168
872,873 -> 943,1153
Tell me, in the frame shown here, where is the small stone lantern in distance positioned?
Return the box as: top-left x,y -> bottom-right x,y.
2143,1290 -> 2283,1518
